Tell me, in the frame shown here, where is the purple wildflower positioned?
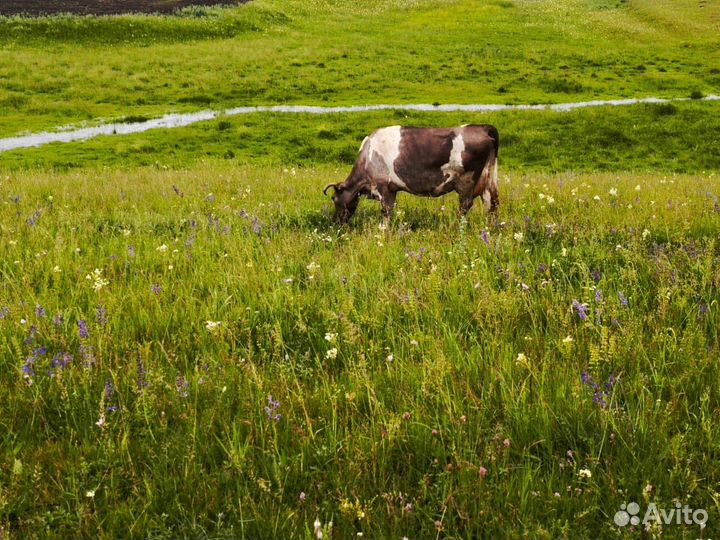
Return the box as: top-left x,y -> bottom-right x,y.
481,229 -> 490,246
0,306 -> 9,319
595,289 -> 602,303
251,217 -> 262,235
26,210 -> 41,226
80,344 -> 95,367
151,283 -> 162,295
35,304 -> 46,318
51,352 -> 72,370
24,325 -> 38,345
96,305 -> 108,327
699,301 -> 709,318
265,395 -> 281,422
618,292 -> 628,308
78,319 -> 89,340
572,300 -> 589,320
591,269 -> 601,283
176,376 -> 189,398
136,357 -> 148,389
128,245 -> 136,258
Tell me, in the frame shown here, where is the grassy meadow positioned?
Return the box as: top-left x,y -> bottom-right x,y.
1,0 -> 720,539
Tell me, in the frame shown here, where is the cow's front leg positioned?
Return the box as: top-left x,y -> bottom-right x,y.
459,195 -> 474,216
375,184 -> 396,221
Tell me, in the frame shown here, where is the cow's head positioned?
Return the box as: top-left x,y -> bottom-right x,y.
323,182 -> 360,223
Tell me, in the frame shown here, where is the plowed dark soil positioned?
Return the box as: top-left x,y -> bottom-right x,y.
0,0 -> 247,16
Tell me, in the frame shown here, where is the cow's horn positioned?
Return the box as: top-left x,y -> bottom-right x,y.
323,183 -> 339,196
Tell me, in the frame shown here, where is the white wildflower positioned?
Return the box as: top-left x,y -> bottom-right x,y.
642,229 -> 651,239
324,332 -> 337,343
205,320 -> 222,333
578,468 -> 592,479
609,187 -> 618,197
325,348 -> 338,360
85,268 -> 109,291
562,335 -> 574,344
157,244 -> 168,252
513,232 -> 524,242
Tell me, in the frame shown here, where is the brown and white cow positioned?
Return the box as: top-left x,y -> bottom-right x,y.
324,124 -> 499,223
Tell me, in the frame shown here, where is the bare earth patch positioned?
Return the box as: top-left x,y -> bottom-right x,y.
0,0 -> 248,16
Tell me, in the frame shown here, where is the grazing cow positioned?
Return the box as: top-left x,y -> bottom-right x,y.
323,124 -> 499,223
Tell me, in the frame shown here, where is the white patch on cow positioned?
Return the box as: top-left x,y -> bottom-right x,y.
440,133 -> 465,182
370,186 -> 382,202
367,126 -> 408,190
359,136 -> 369,152
482,189 -> 492,211
492,157 -> 498,187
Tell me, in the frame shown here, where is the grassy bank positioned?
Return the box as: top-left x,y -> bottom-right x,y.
2,100 -> 719,174
0,164 -> 718,538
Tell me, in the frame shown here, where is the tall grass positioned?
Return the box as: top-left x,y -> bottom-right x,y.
1,163 -> 718,538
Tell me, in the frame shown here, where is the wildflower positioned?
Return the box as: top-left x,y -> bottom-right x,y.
479,466 -> 488,478
324,332 -> 337,343
642,228 -> 650,240
136,357 -> 148,389
85,268 -> 109,291
618,291 -> 628,308
402,411 -> 411,421
53,265 -> 61,273
635,184 -> 641,191
481,229 -> 490,245
503,438 -> 511,448
35,304 -> 46,318
0,306 -> 9,319
386,354 -> 394,363
578,468 -> 592,479
26,210 -> 41,226
299,492 -> 306,502
78,320 -> 89,340
205,320 -> 222,333
593,195 -> 601,202
282,278 -> 294,284
86,490 -> 96,498
306,261 -> 320,272
151,283 -> 162,295
572,300 -> 589,320
325,348 -> 338,360
95,412 -> 106,429
265,395 -> 281,421
513,232 -> 524,242
609,187 -> 618,197
314,518 -> 323,540
176,376 -> 189,398
562,335 -> 574,344
157,244 -> 168,252
128,245 -> 136,257
547,195 -> 555,204
516,352 -> 527,363
96,306 -> 108,327
595,289 -> 602,303
53,313 -> 63,327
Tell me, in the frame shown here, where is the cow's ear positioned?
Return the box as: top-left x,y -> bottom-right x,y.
323,183 -> 339,196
